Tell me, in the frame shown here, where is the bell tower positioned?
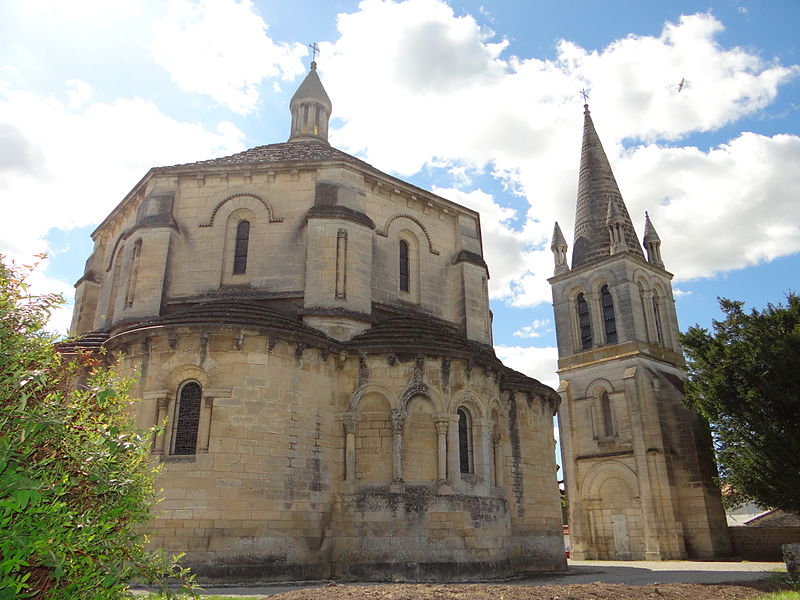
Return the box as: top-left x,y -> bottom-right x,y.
549,104 -> 731,560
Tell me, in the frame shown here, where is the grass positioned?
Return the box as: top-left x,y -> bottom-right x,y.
754,593 -> 800,600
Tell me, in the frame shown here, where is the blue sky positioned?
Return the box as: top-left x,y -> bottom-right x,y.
1,0 -> 798,399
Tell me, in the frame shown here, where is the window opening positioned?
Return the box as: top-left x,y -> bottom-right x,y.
399,239 -> 410,292
601,391 -> 614,438
601,284 -> 617,344
233,220 -> 250,274
172,382 -> 202,455
653,297 -> 664,346
577,293 -> 592,350
458,408 -> 473,474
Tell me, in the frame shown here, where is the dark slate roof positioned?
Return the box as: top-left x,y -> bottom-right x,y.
158,141 -> 374,172
572,106 -> 644,268
112,300 -> 339,348
346,314 -> 498,363
56,331 -> 109,354
498,366 -> 561,406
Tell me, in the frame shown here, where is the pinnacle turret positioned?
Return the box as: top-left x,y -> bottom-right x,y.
288,61 -> 332,144
643,211 -> 664,267
571,105 -> 643,268
551,222 -> 569,275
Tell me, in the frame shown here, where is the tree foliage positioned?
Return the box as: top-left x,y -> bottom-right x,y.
680,294 -> 800,513
0,256 -> 195,599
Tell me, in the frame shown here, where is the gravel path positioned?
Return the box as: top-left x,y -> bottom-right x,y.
167,560 -> 786,597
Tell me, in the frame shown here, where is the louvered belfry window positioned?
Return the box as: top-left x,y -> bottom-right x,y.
577,293 -> 592,350
233,220 -> 250,274
172,382 -> 201,455
601,284 -> 617,344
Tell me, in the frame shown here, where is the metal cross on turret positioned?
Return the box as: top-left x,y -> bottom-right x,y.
308,42 -> 320,63
580,88 -> 590,104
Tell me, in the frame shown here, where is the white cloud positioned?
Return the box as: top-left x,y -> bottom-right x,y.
513,318 -> 552,339
494,345 -> 559,390
616,132 -> 800,280
323,2 -> 799,306
151,0 -> 307,114
0,85 -> 245,263
66,79 -> 94,110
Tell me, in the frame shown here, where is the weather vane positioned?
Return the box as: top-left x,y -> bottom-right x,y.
580,88 -> 590,104
309,42 -> 320,63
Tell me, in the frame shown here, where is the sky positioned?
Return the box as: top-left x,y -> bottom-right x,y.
1,0 -> 799,407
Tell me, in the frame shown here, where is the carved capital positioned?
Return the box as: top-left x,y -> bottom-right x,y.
342,413 -> 357,434
391,409 -> 405,433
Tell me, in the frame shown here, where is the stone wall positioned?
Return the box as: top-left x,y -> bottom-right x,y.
729,527 -> 800,561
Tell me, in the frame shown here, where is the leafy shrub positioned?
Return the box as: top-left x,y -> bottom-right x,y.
0,256 -> 195,599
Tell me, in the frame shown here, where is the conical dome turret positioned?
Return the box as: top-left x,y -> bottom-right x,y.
288,61 -> 332,144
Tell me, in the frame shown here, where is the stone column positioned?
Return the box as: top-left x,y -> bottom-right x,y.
435,419 -> 449,481
391,409 -> 404,482
476,418 -> 492,488
622,367 -> 665,560
641,289 -> 657,344
343,413 -> 357,481
587,290 -> 604,348
492,430 -> 503,487
153,397 -> 169,454
447,415 -> 461,484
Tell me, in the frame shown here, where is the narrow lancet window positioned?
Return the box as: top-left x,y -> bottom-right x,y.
653,297 -> 665,346
233,220 -> 250,274
458,408 -> 473,474
601,391 -> 615,438
399,239 -> 410,292
172,381 -> 202,455
601,284 -> 617,344
577,292 -> 592,350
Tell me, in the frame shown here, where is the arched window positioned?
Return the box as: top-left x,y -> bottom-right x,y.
233,220 -> 250,275
457,408 -> 473,474
399,239 -> 410,292
172,381 -> 202,455
653,296 -> 665,346
600,391 -> 615,438
577,292 -> 592,350
601,284 -> 617,344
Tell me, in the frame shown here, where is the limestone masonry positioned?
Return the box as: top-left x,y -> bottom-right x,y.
68,62 -> 565,581
548,104 -> 732,561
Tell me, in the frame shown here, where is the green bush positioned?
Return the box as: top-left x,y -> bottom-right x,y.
0,256 -> 195,599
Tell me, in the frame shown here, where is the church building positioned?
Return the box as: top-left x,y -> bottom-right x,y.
549,104 -> 732,560
67,62 -> 566,581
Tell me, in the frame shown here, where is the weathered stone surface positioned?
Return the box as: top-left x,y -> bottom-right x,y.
549,106 -> 731,561
67,65 -> 566,582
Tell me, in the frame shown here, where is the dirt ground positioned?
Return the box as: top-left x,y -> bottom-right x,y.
267,580 -> 785,600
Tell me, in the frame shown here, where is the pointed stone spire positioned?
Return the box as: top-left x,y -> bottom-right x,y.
571,105 -> 644,268
551,222 -> 570,275
288,61 -> 332,144
643,211 -> 664,267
